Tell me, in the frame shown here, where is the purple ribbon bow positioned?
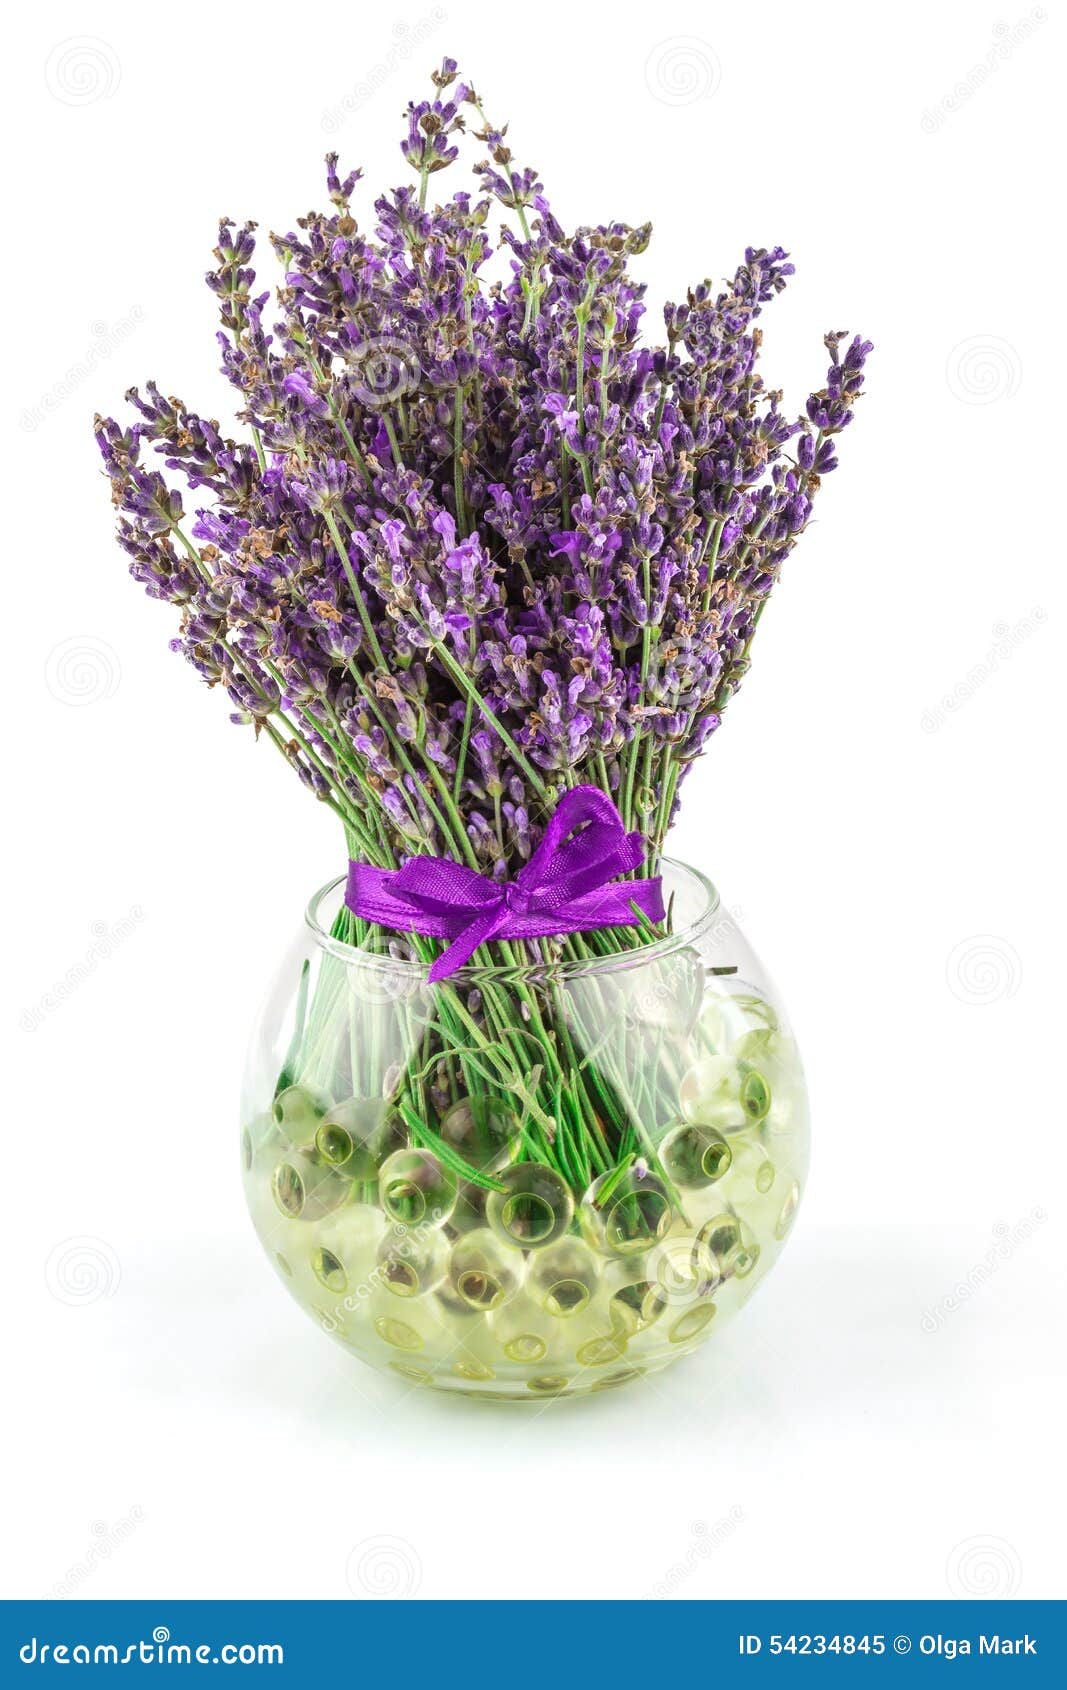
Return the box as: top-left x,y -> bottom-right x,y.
346,785 -> 664,983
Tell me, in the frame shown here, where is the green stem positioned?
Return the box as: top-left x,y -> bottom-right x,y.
422,628 -> 554,807
322,509 -> 388,672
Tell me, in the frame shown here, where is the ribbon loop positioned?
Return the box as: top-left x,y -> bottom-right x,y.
345,785 -> 664,982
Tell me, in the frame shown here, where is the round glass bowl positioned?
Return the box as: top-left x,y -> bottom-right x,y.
241,861 -> 809,1400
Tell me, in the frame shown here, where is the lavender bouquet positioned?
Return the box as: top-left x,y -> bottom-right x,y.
98,62 -> 869,1397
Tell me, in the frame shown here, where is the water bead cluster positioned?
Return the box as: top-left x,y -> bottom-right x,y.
96,58 -> 870,879
242,973 -> 807,1396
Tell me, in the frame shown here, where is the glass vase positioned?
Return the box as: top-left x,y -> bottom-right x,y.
241,862 -> 809,1401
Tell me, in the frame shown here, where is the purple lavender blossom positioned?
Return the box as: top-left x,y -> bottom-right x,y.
96,62 -> 871,874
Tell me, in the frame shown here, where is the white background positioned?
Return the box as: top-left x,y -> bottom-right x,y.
4,0 -> 1063,1603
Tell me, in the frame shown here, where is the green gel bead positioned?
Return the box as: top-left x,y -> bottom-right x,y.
486,1163 -> 574,1250
591,1367 -> 644,1392
314,1098 -> 390,1180
659,1121 -> 733,1188
731,990 -> 779,1032
733,1242 -> 761,1278
311,1246 -> 347,1294
505,1332 -> 547,1363
679,1056 -> 744,1129
313,1203 -> 388,1286
271,1161 -> 304,1217
374,1315 -> 424,1352
697,1212 -> 759,1282
450,1179 -> 490,1235
775,1179 -> 801,1241
699,996 -> 741,1052
696,1213 -> 741,1272
650,1231 -> 717,1304
272,1083 -> 331,1144
490,1292 -> 556,1364
433,1274 -> 484,1321
739,1069 -> 772,1122
451,1349 -> 496,1382
669,1301 -> 717,1343
727,1138 -> 776,1195
241,1112 -> 276,1174
449,1227 -> 524,1311
270,1150 -> 350,1222
733,1026 -> 776,1064
376,1225 -> 447,1299
609,1279 -> 667,1337
528,1237 -> 600,1318
379,1148 -> 456,1228
525,1375 -> 569,1395
389,1359 -> 433,1384
581,1166 -> 672,1257
576,1333 -> 627,1367
439,1095 -> 517,1175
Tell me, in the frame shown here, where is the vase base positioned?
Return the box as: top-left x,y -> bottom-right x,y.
386,1358 -> 668,1404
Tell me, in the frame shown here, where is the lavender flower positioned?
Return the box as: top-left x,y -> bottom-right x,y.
96,62 -> 870,878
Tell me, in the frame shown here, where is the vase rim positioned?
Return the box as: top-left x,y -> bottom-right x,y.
303,856 -> 723,983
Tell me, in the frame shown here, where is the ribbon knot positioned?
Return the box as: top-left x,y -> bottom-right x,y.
345,785 -> 665,982
503,884 -> 534,918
